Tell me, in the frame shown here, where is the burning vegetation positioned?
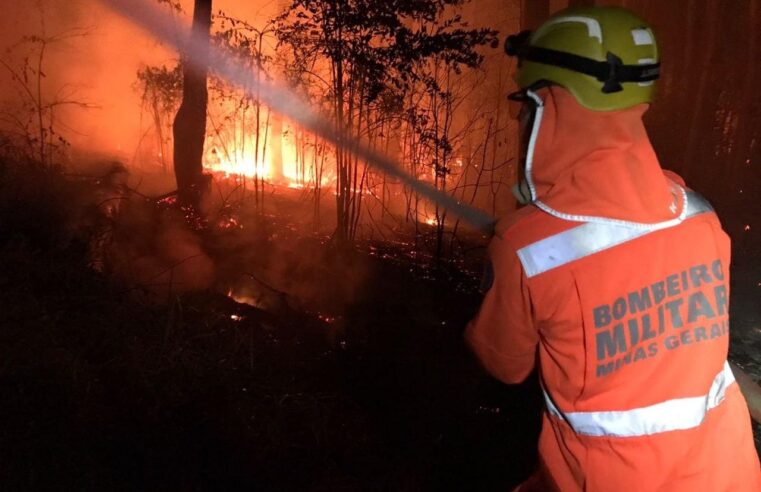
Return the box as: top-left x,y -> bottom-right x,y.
128,0 -> 508,245
0,0 -> 759,489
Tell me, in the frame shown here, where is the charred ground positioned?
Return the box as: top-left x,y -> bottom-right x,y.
1,158 -> 759,491
0,159 -> 545,491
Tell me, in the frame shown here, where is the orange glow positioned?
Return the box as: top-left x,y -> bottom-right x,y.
228,289 -> 260,308
204,147 -> 270,179
203,121 -> 333,189
419,211 -> 440,226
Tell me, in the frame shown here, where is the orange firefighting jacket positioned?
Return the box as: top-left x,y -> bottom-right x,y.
466,86 -> 761,492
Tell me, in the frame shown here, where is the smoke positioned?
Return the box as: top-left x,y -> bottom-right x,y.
101,0 -> 498,233
0,1 -> 161,158
221,231 -> 370,315
1,0 -> 509,232
94,183 -> 217,302
0,0 -> 282,165
0,0 -> 519,307
126,221 -> 216,299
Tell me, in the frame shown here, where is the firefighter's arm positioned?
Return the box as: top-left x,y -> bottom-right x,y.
730,362 -> 761,424
465,234 -> 538,384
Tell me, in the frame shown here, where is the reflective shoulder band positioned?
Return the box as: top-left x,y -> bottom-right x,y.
544,362 -> 735,437
517,188 -> 713,278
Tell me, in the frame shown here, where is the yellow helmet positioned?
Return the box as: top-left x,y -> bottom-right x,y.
505,6 -> 660,111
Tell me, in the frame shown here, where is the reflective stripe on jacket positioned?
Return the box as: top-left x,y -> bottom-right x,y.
544,361 -> 735,438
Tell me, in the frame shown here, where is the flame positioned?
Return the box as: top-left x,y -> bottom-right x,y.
419,210 -> 440,226
227,289 -> 260,308
205,148 -> 270,178
203,121 -> 333,189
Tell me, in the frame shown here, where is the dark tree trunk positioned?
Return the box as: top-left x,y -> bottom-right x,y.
173,0 -> 212,209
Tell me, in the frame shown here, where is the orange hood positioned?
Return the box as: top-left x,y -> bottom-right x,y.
525,86 -> 683,225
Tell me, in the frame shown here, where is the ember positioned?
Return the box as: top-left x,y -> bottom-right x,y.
316,313 -> 339,324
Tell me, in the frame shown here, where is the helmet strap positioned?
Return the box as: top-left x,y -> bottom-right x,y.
505,31 -> 660,94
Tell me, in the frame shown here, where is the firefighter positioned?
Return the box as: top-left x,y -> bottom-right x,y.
466,6 -> 761,491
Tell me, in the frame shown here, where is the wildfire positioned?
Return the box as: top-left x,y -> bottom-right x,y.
202,121 -> 334,190
227,288 -> 258,308
419,210 -> 441,226
205,148 -> 271,179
